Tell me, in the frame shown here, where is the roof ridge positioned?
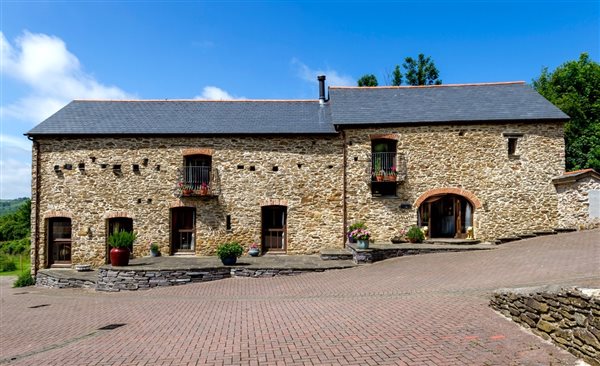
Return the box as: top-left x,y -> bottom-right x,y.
330,81 -> 526,89
72,99 -> 320,103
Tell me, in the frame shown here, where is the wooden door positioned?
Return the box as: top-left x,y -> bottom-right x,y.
106,218 -> 134,263
262,206 -> 287,252
171,207 -> 196,253
48,218 -> 72,267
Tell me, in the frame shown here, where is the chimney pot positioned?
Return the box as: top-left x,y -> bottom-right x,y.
318,75 -> 326,104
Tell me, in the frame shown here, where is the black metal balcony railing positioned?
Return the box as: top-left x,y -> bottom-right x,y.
176,166 -> 220,197
370,152 -> 406,182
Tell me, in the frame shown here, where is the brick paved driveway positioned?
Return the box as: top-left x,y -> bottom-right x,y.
1,230 -> 598,365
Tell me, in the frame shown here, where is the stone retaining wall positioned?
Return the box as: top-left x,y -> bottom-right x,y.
96,267 -> 329,291
36,272 -> 96,289
490,286 -> 600,366
348,245 -> 491,264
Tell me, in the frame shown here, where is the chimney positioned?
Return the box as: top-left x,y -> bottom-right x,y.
317,75 -> 326,104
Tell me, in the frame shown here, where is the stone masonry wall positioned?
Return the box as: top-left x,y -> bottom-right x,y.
490,286 -> 600,366
343,122 -> 565,241
32,136 -> 344,268
555,176 -> 600,230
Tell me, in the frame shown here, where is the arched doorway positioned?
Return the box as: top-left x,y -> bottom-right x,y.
106,217 -> 134,263
262,205 -> 287,253
418,194 -> 474,238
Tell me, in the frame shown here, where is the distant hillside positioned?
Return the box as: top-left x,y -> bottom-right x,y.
0,198 -> 29,217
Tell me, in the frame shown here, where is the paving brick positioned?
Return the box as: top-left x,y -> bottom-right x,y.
1,230 -> 598,365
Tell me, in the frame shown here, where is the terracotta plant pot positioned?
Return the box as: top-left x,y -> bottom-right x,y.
110,247 -> 130,266
375,175 -> 384,182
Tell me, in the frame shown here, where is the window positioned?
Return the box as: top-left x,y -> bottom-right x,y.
183,155 -> 211,189
503,132 -> 523,158
508,138 -> 518,156
371,139 -> 397,197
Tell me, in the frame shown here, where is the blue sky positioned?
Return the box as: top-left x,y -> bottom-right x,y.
1,1 -> 598,198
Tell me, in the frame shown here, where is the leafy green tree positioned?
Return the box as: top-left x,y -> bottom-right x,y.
403,54 -> 442,86
357,74 -> 378,87
0,199 -> 30,241
533,53 -> 600,171
391,65 -> 402,86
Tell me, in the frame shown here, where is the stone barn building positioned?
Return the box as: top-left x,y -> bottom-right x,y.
27,78 -> 573,270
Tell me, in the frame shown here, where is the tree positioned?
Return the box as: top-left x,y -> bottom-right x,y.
403,54 -> 442,86
533,53 -> 600,171
391,65 -> 402,86
357,74 -> 378,87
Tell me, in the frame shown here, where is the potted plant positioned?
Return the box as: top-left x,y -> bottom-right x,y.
200,182 -> 209,196
385,166 -> 397,182
347,221 -> 367,243
350,228 -> 371,249
248,243 -> 260,257
373,158 -> 384,182
108,230 -> 137,266
149,243 -> 160,257
178,182 -> 194,196
407,226 -> 425,243
216,241 -> 244,265
391,228 -> 408,244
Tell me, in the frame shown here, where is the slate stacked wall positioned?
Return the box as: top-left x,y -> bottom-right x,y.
31,136 -> 344,267
343,122 -> 565,241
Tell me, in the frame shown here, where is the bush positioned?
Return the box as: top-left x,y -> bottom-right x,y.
0,237 -> 30,255
348,221 -> 367,232
216,242 -> 244,260
13,272 -> 35,287
108,230 -> 137,249
407,226 -> 425,243
0,254 -> 17,272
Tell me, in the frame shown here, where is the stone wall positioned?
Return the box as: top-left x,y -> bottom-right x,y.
555,176 -> 600,230
343,122 -> 565,241
32,136 -> 344,268
490,286 -> 600,366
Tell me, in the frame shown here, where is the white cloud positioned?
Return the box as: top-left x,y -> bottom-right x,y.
291,58 -> 355,86
0,158 -> 31,199
194,86 -> 244,100
1,134 -> 31,153
1,31 -> 134,124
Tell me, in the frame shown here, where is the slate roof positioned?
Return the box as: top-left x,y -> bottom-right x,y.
26,82 -> 569,136
26,100 -> 335,135
329,82 -> 569,125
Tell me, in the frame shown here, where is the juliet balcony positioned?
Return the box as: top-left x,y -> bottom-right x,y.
370,152 -> 407,183
176,166 -> 221,198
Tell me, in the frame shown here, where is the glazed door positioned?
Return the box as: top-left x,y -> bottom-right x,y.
171,207 -> 196,253
262,206 -> 287,252
106,218 -> 134,263
48,218 -> 72,266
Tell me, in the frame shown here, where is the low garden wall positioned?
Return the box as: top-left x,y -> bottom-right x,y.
96,267 -> 327,291
36,271 -> 96,289
490,286 -> 600,366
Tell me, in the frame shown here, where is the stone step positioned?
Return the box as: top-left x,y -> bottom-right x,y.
518,233 -> 537,239
320,248 -> 353,261
423,238 -> 481,245
533,230 -> 557,236
554,227 -> 577,233
497,236 -> 521,244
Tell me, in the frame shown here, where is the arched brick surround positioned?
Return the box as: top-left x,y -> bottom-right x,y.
414,188 -> 483,209
103,211 -> 135,219
369,133 -> 398,141
260,199 -> 288,207
182,148 -> 214,157
169,199 -> 196,208
43,210 -> 72,219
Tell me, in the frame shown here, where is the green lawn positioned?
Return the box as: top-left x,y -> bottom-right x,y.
0,255 -> 30,277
